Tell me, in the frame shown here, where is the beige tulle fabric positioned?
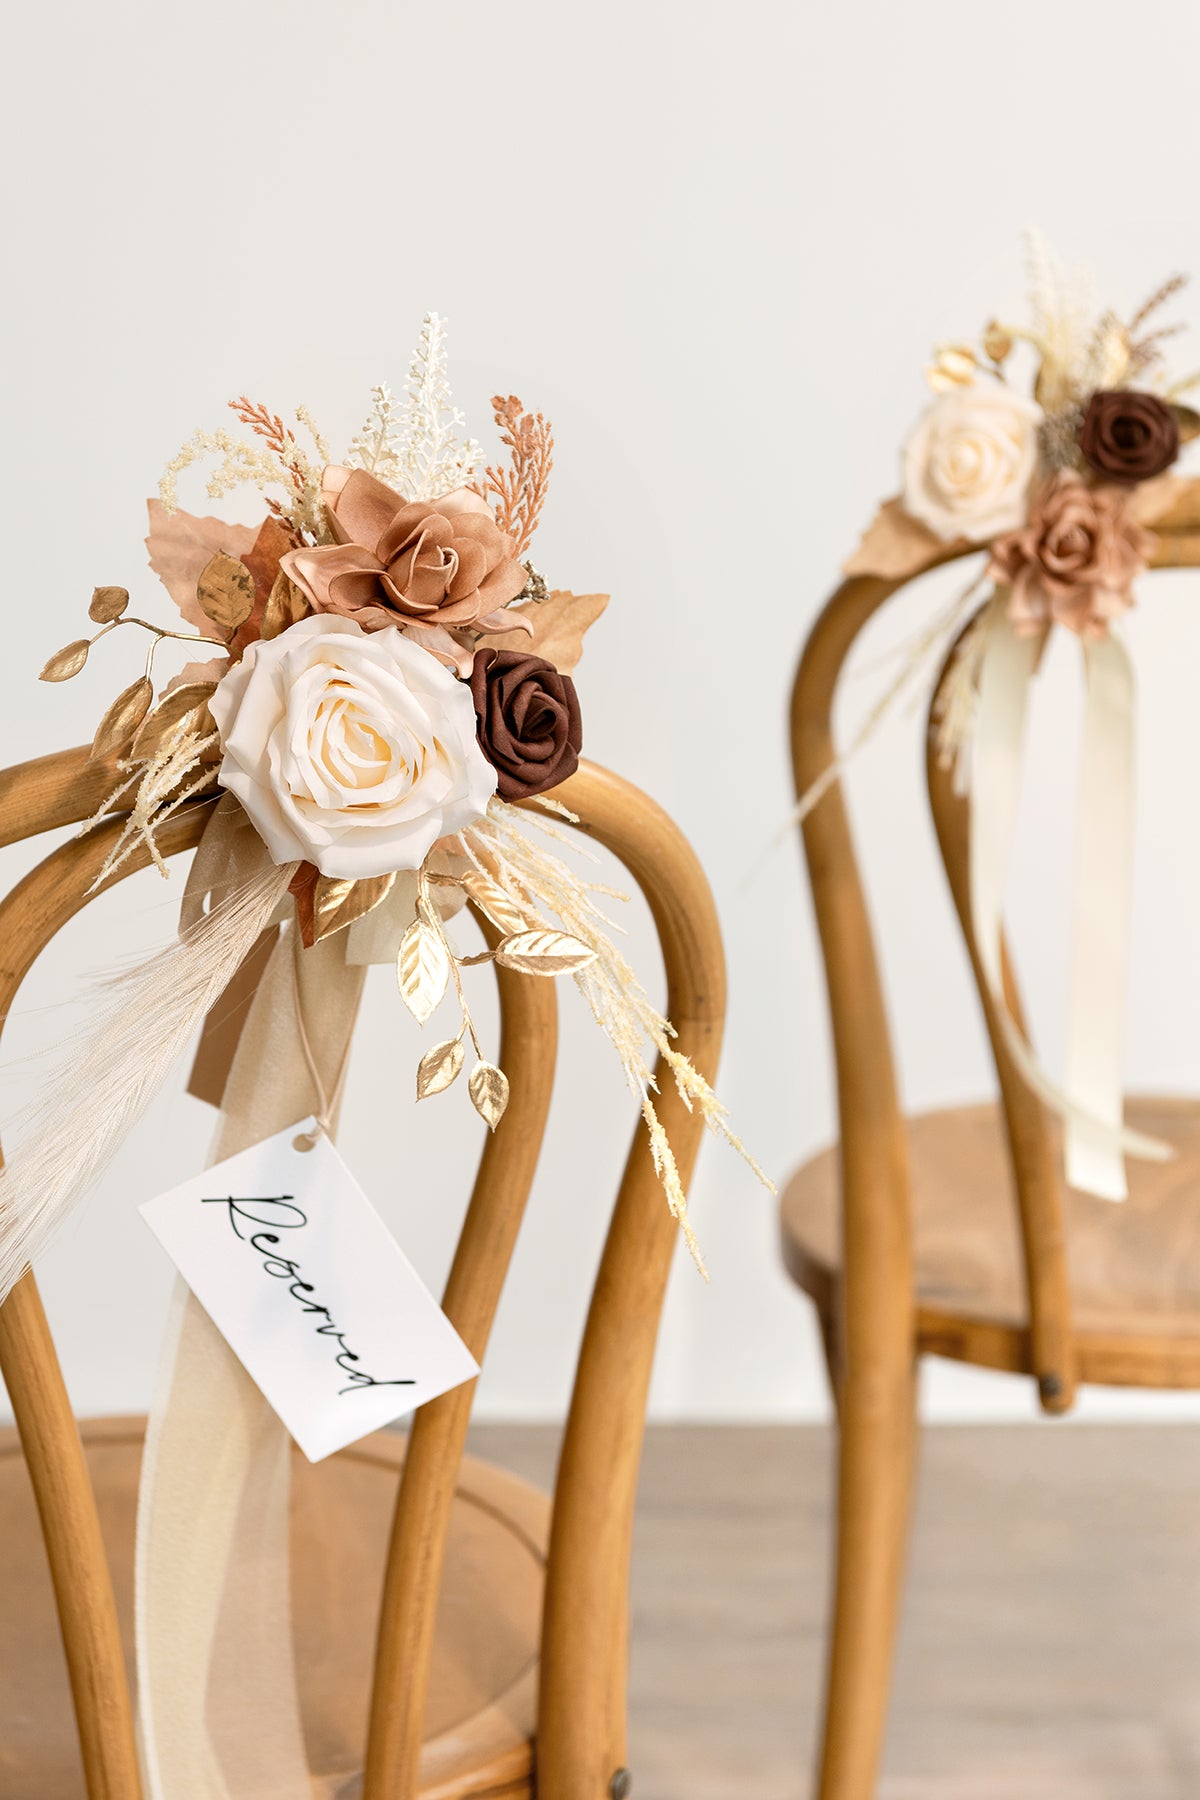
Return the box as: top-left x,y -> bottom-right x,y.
136,806 -> 366,1798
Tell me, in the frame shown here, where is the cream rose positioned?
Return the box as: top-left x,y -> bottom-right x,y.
210,614 -> 496,879
902,382 -> 1043,542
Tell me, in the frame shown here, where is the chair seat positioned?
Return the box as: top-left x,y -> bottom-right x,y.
781,1096 -> 1200,1387
0,1415 -> 548,1800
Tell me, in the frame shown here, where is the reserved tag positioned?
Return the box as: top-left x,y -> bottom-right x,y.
140,1120 -> 479,1460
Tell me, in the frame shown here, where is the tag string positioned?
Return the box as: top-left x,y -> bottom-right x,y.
290,923 -> 351,1151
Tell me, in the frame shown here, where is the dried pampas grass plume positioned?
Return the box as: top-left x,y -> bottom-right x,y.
0,858 -> 294,1306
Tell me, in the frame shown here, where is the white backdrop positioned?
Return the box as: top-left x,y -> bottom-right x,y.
4,0 -> 1200,1427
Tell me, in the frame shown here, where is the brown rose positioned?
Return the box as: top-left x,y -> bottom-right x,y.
469,648 -> 582,800
989,471 -> 1155,637
281,466 -> 529,673
1079,389 -> 1179,484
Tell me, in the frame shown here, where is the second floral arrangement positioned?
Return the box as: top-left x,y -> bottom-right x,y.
809,239 -> 1200,1203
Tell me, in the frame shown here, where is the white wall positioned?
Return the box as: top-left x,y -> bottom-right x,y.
4,0 -> 1200,1428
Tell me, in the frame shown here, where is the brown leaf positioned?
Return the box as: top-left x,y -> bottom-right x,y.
40,639 -> 90,682
468,1060 -> 510,1130
477,589 -> 608,674
92,677 -> 153,760
494,929 -> 598,975
196,553 -> 255,632
259,570 -> 310,642
228,516 -> 304,656
416,1037 -> 465,1099
842,499 -> 950,580
145,498 -> 257,632
131,681 -> 219,762
312,872 -> 397,944
88,586 -> 129,623
397,917 -> 450,1024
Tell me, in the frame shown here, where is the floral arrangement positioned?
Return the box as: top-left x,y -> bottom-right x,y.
893,243 -> 1195,637
806,237 -> 1200,1202
9,317 -> 764,1298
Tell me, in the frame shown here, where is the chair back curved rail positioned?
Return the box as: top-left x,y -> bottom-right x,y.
790,481 -> 1200,1417
0,746 -> 725,1800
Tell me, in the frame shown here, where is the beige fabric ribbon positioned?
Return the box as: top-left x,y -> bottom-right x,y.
136,806 -> 365,1798
970,607 -> 1171,1196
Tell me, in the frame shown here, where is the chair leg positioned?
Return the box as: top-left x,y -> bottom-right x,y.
815,1352 -> 919,1800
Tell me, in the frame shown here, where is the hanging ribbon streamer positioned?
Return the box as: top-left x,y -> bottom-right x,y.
136,807 -> 366,1799
968,602 -> 1172,1198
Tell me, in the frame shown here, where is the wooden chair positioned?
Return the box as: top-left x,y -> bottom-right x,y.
779,480 -> 1200,1799
0,745 -> 725,1800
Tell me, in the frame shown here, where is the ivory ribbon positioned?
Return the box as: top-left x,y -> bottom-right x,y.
969,606 -> 1171,1198
136,808 -> 366,1798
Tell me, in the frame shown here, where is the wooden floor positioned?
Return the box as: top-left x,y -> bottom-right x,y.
469,1423 -> 1200,1800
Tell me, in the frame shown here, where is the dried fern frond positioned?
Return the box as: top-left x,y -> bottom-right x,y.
1025,229 -> 1096,412
1127,272 -> 1188,340
472,396 -> 554,557
79,728 -> 221,888
930,597 -> 998,797
160,403 -> 329,542
791,571 -> 989,828
462,800 -> 772,1275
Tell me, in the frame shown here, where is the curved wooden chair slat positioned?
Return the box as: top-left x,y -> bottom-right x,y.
0,749 -> 724,1800
784,483 -> 1200,1800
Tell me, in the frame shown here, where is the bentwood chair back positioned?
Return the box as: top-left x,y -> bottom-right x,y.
780,480 -> 1200,1799
0,745 -> 724,1800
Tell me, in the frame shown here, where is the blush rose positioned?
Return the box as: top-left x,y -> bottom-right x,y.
988,471 -> 1155,638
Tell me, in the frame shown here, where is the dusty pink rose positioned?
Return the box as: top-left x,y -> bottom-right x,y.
988,472 -> 1155,638
281,466 -> 530,673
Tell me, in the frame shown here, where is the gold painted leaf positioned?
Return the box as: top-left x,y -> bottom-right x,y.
88,585 -> 129,623
494,929 -> 598,975
92,677 -> 154,760
397,917 -> 450,1024
416,1037 -> 465,1099
477,589 -> 609,674
460,870 -> 534,937
468,1060 -> 509,1130
313,871 -> 397,945
260,570 -> 311,641
196,553 -> 255,633
131,681 -> 218,761
40,639 -> 90,682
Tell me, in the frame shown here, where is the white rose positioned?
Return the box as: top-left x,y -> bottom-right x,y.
210,615 -> 496,879
902,382 -> 1043,542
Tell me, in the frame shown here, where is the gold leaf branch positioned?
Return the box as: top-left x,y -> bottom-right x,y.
459,800 -> 775,1274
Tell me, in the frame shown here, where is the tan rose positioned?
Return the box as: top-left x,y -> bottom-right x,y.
281,466 -> 530,674
988,471 -> 1155,637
